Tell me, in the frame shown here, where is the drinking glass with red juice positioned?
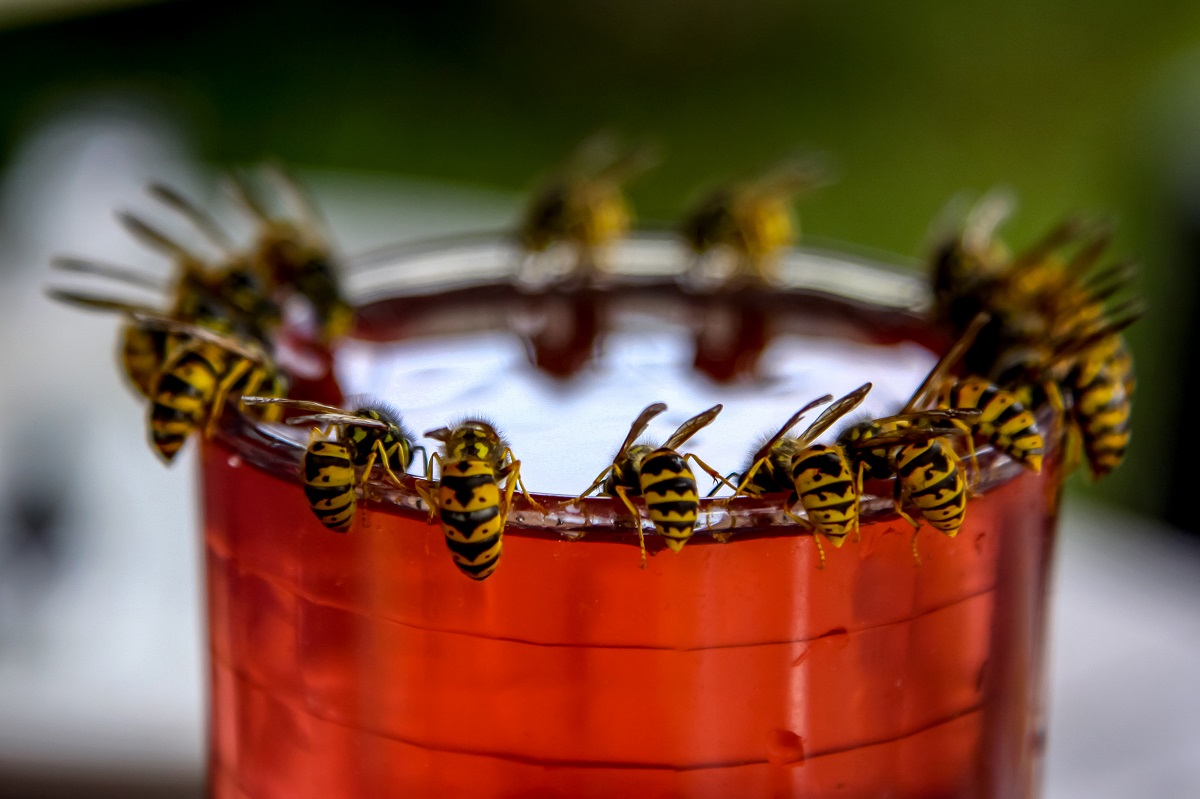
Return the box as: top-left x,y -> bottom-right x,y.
202,238 -> 1059,798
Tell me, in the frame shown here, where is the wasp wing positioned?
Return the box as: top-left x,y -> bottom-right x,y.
904,312 -> 989,413
794,382 -> 873,449
748,394 -> 834,464
663,404 -> 723,451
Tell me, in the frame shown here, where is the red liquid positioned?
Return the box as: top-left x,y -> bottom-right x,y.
202,251 -> 1059,798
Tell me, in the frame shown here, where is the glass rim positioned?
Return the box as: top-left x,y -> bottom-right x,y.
212,233 -> 1047,539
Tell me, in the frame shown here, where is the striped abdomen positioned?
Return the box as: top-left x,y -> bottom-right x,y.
791,444 -> 858,546
303,439 -> 357,532
438,460 -> 505,580
148,342 -> 222,463
638,449 -> 699,553
121,323 -> 168,399
893,439 -> 967,536
1069,357 -> 1131,478
945,377 -> 1044,472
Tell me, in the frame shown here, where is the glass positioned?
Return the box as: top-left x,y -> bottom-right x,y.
201,237 -> 1060,798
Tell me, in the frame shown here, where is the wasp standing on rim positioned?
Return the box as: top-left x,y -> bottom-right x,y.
138,315 -> 287,463
723,383 -> 872,569
417,420 -> 543,581
569,403 -> 735,567
241,398 -> 425,533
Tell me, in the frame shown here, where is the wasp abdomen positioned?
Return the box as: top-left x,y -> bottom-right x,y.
439,461 -> 505,580
1072,360 -> 1131,478
302,440 -> 357,533
947,377 -> 1044,472
149,347 -> 221,463
897,442 -> 967,535
792,445 -> 857,545
639,450 -> 699,553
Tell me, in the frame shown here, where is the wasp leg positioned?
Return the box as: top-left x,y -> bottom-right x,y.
784,502 -> 825,570
417,453 -> 444,523
357,448 -> 378,530
372,439 -> 404,488
502,451 -> 546,513
414,481 -> 439,525
946,418 -> 980,492
205,357 -> 255,438
854,460 -> 866,543
706,471 -> 742,499
892,479 -> 923,566
685,454 -> 743,497
1044,380 -> 1079,475
411,445 -> 429,480
568,465 -> 615,509
613,484 -> 647,569
497,460 -> 522,527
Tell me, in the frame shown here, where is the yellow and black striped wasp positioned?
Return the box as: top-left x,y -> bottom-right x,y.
46,289 -> 287,462
570,403 -> 734,567
241,397 -> 425,533
725,383 -> 872,568
680,156 -> 828,286
835,325 -> 992,561
51,191 -> 280,398
417,420 -> 544,581
993,306 -> 1140,479
137,314 -> 287,464
519,135 -> 656,275
228,167 -> 353,343
904,314 -> 1046,476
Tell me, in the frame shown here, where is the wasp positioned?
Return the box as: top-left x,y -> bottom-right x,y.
416,420 -> 543,581
241,398 -> 425,532
681,156 -> 827,285
833,325 -> 991,561
992,306 -> 1140,479
727,383 -> 872,568
141,315 -> 287,464
571,404 -> 733,566
903,314 -> 1046,475
51,194 -> 280,398
46,298 -> 288,463
519,135 -> 656,274
228,168 -> 353,342
930,197 -> 1131,380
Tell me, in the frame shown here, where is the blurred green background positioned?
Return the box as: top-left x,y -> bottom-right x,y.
3,0 -> 1199,526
